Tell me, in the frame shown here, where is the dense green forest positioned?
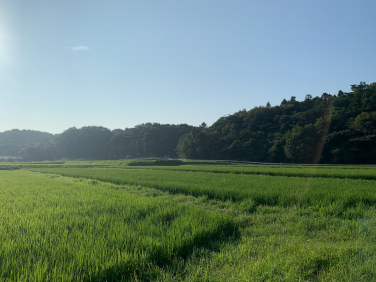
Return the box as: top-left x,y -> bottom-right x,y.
0,123 -> 193,161
1,81 -> 375,164
177,81 -> 376,164
0,129 -> 55,159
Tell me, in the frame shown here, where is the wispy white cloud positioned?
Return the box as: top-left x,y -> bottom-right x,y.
69,46 -> 89,52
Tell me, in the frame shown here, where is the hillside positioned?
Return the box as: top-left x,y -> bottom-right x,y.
177,81 -> 376,164
0,129 -> 55,158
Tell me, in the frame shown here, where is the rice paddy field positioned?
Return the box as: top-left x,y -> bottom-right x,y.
1,160 -> 376,281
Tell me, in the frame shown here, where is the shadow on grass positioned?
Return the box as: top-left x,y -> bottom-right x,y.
85,221 -> 240,282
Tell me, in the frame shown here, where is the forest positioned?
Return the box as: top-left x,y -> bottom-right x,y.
1,81 -> 375,164
177,81 -> 376,164
0,123 -> 193,161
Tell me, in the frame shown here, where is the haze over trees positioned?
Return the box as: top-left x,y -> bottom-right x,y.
111,123 -> 193,159
1,81 -> 376,164
2,123 -> 193,161
0,129 -> 54,159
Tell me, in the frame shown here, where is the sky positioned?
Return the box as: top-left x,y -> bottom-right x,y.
1,0 -> 375,134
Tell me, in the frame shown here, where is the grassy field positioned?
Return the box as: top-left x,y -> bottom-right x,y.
0,171 -> 234,281
2,159 -> 376,179
1,161 -> 376,281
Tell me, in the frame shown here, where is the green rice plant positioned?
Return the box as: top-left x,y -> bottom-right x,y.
3,160 -> 376,180
128,160 -> 183,166
5,163 -> 376,281
177,237 -> 376,281
28,168 -> 376,215
144,205 -> 376,281
0,171 -> 234,282
115,163 -> 376,180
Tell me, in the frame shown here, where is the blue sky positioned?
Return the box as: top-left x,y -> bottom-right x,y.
1,0 -> 375,134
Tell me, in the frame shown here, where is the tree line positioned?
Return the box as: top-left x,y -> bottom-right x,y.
1,123 -> 193,161
1,81 -> 375,164
176,81 -> 376,164
0,130 -> 54,160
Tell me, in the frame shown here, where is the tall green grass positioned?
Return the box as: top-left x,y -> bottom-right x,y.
4,160 -> 376,180
4,163 -> 376,281
118,164 -> 376,180
2,159 -> 376,180
0,171 -> 234,282
29,168 -> 376,214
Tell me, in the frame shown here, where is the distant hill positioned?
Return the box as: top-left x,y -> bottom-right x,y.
0,129 -> 55,157
4,80 -> 376,164
0,129 -> 55,144
176,81 -> 376,164
9,124 -> 193,161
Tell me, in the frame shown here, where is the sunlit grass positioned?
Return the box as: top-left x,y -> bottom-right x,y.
2,160 -> 376,180
2,162 -> 376,281
29,168 -> 376,216
0,171 -> 234,281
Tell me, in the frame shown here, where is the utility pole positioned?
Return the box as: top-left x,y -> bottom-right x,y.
144,143 -> 146,158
